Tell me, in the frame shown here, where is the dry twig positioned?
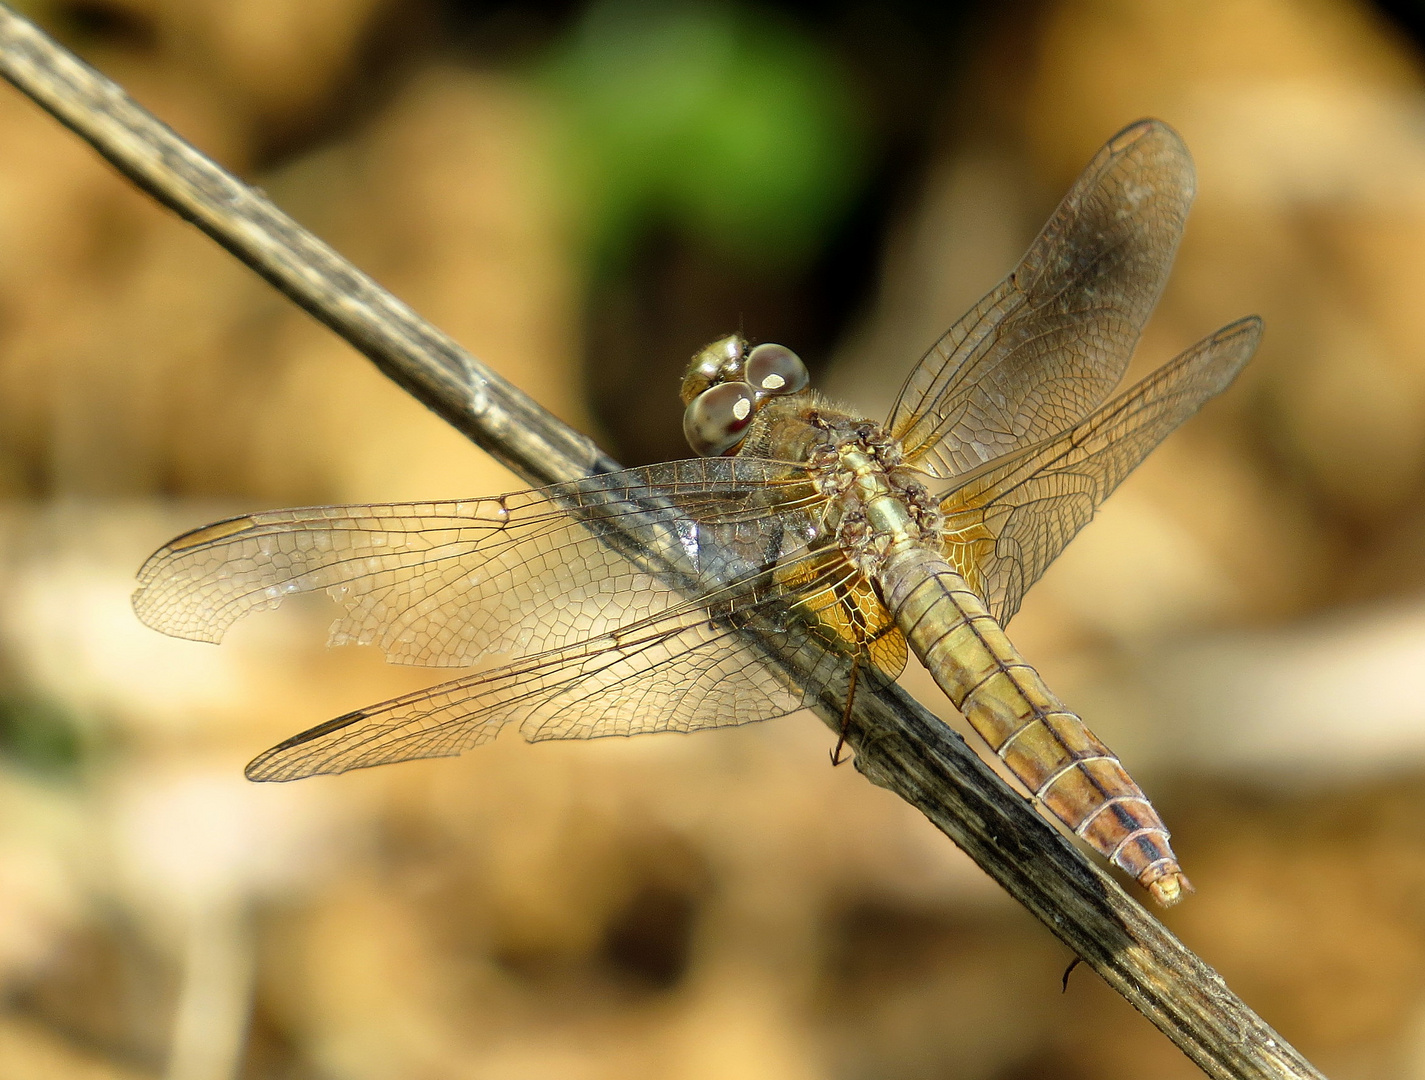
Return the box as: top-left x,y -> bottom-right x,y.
0,6 -> 1323,1078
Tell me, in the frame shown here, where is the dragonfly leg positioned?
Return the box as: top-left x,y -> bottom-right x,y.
830,654 -> 860,766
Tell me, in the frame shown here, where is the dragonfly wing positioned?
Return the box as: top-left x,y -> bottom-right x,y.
940,317 -> 1262,625
134,457 -> 825,668
243,546 -> 895,780
888,119 -> 1195,478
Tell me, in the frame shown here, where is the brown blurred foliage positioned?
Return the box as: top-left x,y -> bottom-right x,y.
0,1 -> 1423,1079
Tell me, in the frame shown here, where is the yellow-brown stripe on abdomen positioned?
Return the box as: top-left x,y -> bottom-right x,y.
883,550 -> 1190,905
968,673 -> 1180,883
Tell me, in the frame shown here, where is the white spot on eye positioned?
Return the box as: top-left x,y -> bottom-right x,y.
732,398 -> 751,421
761,373 -> 786,390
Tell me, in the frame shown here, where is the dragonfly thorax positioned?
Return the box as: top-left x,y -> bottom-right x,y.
802,415 -> 944,578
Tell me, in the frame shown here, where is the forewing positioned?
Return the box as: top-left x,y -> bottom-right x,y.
940,317 -> 1262,624
243,546 -> 896,780
888,119 -> 1195,478
134,458 -> 825,667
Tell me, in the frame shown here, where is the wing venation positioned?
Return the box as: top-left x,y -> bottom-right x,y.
888,119 -> 1196,478
242,546 -> 902,780
940,316 -> 1262,624
134,458 -> 823,668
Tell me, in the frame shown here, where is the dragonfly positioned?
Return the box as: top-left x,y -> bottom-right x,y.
133,119 -> 1261,907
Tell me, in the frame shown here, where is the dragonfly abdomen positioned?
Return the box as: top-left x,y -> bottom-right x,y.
878,545 -> 1191,906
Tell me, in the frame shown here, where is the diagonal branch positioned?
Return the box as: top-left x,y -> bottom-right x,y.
0,7 -> 1322,1079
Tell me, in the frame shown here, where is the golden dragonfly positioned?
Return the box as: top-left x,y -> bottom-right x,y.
133,119 -> 1261,907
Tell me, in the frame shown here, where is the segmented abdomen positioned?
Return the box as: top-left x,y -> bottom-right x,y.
877,546 -> 1189,906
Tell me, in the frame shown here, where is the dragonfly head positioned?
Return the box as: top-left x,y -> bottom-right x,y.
681,334 -> 810,456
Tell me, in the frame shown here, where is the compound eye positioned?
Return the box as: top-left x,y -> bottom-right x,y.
684,381 -> 757,456
681,334 -> 747,405
745,343 -> 809,395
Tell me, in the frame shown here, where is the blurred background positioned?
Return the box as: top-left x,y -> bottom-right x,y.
0,0 -> 1421,1077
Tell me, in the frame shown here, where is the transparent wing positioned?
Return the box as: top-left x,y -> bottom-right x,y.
135,457 -> 909,779
134,457 -> 826,667
243,545 -> 902,780
939,317 -> 1262,624
887,119 -> 1196,478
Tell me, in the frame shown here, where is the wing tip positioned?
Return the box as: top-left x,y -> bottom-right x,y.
132,517 -> 265,641
130,588 -> 228,644
1110,117 -> 1164,147
244,709 -> 370,782
1104,118 -> 1184,167
1108,117 -> 1183,153
163,515 -> 261,553
1102,118 -> 1194,202
1210,314 -> 1266,368
1224,313 -> 1265,340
